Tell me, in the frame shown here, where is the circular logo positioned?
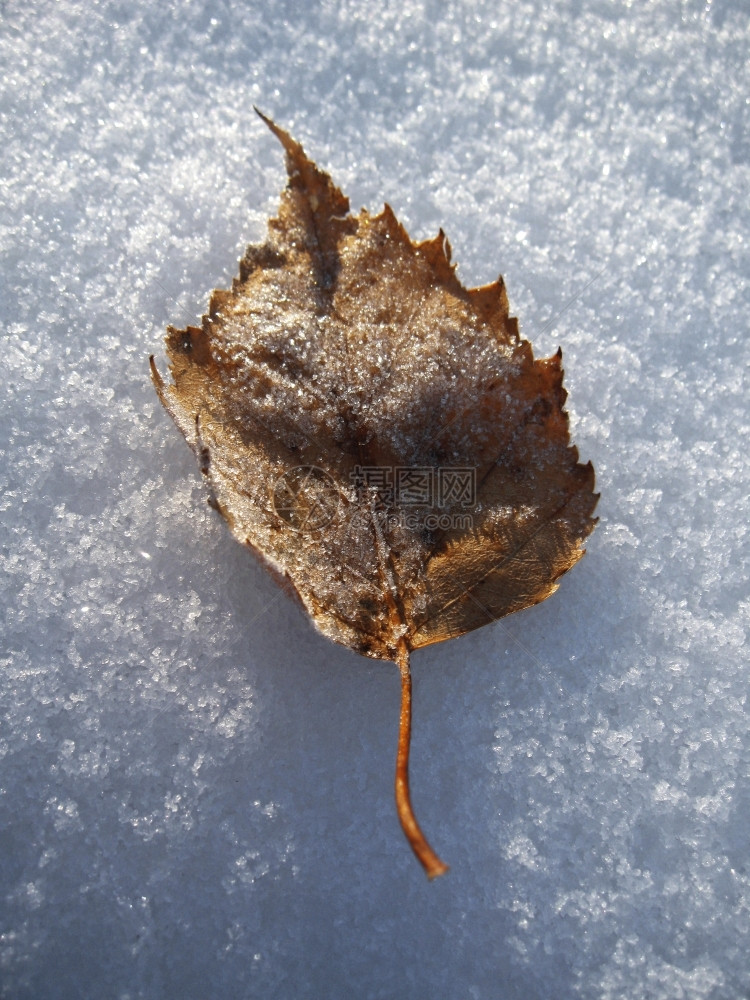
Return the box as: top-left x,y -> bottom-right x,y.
271,466 -> 340,532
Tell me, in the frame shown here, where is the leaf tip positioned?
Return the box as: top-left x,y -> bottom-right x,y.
255,107 -> 301,160
149,354 -> 164,393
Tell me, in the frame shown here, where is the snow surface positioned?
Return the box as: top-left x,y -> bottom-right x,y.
1,2 -> 748,998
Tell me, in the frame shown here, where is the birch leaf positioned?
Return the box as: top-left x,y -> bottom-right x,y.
151,111 -> 599,878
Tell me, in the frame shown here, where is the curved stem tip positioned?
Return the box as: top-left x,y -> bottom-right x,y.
394,642 -> 449,880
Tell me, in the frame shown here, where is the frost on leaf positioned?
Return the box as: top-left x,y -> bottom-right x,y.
151,110 -> 599,878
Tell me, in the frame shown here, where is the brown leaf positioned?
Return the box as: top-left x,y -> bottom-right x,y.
151,110 -> 598,878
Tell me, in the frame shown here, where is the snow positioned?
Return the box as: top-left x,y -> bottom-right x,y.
1,1 -> 748,998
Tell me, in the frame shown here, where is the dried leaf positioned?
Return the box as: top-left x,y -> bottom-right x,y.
151,110 -> 598,878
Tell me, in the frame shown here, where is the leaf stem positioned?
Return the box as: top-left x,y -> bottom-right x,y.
394,642 -> 449,880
